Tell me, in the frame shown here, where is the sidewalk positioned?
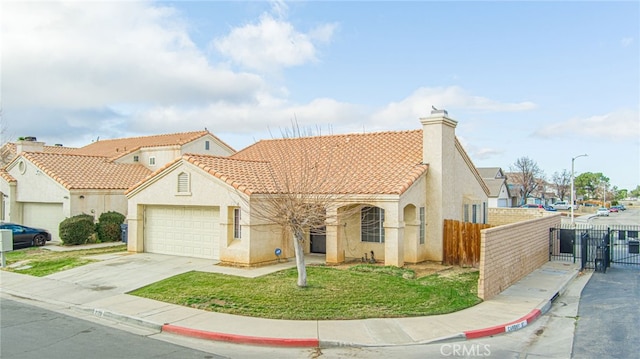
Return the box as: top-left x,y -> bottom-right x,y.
0,251 -> 581,348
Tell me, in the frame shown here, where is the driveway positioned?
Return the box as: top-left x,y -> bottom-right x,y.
572,266 -> 640,358
45,253 -> 219,294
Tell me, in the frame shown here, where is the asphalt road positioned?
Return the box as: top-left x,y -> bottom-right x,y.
0,298 -> 224,359
572,266 -> 640,359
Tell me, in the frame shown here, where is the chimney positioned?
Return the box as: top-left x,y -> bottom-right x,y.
16,138 -> 45,154
420,108 -> 458,261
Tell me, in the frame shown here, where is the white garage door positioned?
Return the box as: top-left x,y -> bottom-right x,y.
22,202 -> 65,242
144,206 -> 220,260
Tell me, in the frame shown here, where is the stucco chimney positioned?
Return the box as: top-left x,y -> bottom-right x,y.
420,108 -> 458,261
16,139 -> 45,154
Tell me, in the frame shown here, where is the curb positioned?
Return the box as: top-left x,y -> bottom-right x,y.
463,308 -> 542,339
162,324 -> 319,347
74,307 -> 163,332
462,265 -> 580,340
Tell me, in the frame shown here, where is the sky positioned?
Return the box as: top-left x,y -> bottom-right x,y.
2,0 -> 639,191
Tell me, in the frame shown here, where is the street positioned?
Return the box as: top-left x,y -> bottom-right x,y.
0,298 -> 224,359
572,266 -> 640,359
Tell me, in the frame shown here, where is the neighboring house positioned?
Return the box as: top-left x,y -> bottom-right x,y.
0,131 -> 235,241
126,110 -> 490,267
478,167 -> 511,208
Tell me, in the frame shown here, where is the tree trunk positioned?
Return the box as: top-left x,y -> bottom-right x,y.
293,229 -> 307,287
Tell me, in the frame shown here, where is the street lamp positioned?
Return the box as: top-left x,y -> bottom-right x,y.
571,154 -> 588,225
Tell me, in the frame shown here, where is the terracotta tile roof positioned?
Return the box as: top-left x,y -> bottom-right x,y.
221,130 -> 429,195
44,145 -> 78,154
1,143 -> 77,166
73,130 -> 214,159
0,168 -> 16,183
185,155 -> 275,195
22,152 -> 152,190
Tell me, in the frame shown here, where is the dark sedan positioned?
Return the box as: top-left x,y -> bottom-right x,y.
0,223 -> 52,249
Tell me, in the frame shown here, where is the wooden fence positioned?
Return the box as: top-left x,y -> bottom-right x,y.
443,219 -> 492,267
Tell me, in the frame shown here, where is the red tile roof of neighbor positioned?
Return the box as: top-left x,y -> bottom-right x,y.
0,168 -> 16,183
1,143 -> 77,164
22,152 -> 152,190
73,130 -> 231,160
147,130 -> 429,196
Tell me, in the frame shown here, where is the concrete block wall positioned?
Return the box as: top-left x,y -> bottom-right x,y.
477,214 -> 561,300
488,208 -> 557,226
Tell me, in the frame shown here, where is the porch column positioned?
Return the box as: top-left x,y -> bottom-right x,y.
384,208 -> 404,267
325,209 -> 343,264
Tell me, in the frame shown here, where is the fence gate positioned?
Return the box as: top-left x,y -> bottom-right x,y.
550,224 -> 640,271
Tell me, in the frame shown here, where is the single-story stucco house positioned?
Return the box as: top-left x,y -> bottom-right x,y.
125,110 -> 489,267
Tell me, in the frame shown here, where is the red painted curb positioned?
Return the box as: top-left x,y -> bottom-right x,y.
464,308 -> 542,339
162,324 -> 319,347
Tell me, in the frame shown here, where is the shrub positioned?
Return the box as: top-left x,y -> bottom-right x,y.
59,214 -> 95,245
96,211 -> 126,242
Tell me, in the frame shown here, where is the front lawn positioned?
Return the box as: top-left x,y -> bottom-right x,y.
2,245 -> 127,277
130,264 -> 481,320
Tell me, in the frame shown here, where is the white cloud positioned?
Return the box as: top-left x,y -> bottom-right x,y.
213,11 -> 337,72
370,86 -> 537,128
130,97 -> 364,137
621,37 -> 634,47
533,109 -> 640,141
2,1 -> 265,109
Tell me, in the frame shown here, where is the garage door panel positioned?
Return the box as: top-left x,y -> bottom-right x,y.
145,205 -> 219,260
22,203 -> 65,242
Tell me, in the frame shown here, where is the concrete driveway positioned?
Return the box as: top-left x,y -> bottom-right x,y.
45,253 -> 219,294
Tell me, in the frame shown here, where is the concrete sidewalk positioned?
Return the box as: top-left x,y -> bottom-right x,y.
0,252 -> 581,348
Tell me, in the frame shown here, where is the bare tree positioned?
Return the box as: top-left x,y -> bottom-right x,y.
552,170 -> 571,200
509,156 -> 545,204
235,124 -> 374,287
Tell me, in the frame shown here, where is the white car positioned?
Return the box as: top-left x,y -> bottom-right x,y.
551,201 -> 570,210
596,207 -> 609,216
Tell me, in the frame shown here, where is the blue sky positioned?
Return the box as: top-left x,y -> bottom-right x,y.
2,1 -> 639,190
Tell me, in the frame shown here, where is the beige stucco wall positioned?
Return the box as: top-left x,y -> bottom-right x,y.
8,158 -> 68,204
399,174 -> 428,263
68,190 -> 128,219
477,214 -> 561,300
488,207 -> 558,226
181,135 -> 235,156
126,160 -> 252,263
421,113 -> 489,262
116,135 -> 234,170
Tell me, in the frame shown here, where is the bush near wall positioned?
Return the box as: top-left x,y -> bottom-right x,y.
59,214 -> 96,245
96,211 -> 126,242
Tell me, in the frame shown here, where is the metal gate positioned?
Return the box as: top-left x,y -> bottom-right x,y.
550,224 -> 640,271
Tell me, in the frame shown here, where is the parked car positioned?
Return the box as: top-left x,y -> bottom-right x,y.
609,206 -> 619,213
0,223 -> 52,249
596,207 -> 610,216
544,206 -> 557,212
551,201 -> 572,210
611,205 -> 626,211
